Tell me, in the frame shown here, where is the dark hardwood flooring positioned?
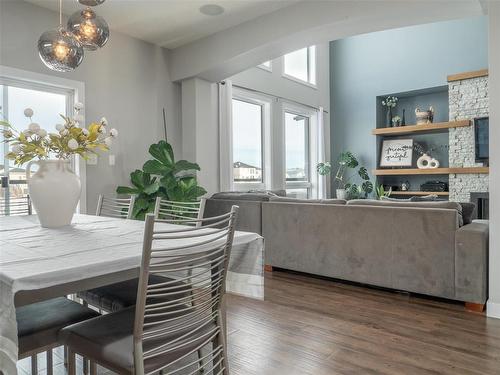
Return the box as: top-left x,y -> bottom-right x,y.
227,270 -> 500,375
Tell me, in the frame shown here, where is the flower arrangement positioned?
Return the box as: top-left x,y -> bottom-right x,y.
381,96 -> 398,108
392,115 -> 401,126
1,102 -> 117,165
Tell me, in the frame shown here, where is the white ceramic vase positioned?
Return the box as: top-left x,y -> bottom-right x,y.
336,188 -> 348,200
26,160 -> 81,228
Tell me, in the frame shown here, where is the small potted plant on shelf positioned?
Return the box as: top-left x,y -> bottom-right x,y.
382,96 -> 398,127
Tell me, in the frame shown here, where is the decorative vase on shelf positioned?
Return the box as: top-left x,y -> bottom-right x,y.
26,160 -> 81,228
386,108 -> 393,127
417,153 -> 432,169
401,109 -> 406,126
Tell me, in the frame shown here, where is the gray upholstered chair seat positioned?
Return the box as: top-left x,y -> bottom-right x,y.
16,297 -> 99,356
77,275 -> 189,313
59,306 -> 217,374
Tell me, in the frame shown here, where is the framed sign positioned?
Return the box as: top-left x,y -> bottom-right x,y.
380,139 -> 413,167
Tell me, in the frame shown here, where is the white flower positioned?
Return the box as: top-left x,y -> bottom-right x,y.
67,138 -> 79,150
100,117 -> 108,126
74,102 -> 84,111
99,126 -> 106,134
60,129 -> 69,136
55,123 -> 64,131
104,137 -> 113,147
109,128 -> 118,137
74,114 -> 84,123
37,129 -> 47,137
11,144 -> 21,154
24,108 -> 34,118
28,122 -> 40,132
82,128 -> 89,136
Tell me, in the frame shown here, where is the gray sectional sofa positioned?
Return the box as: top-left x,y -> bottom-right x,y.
206,193 -> 489,305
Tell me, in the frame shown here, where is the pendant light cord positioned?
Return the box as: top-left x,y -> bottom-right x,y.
59,0 -> 62,26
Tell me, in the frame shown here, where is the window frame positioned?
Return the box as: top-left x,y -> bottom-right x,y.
282,45 -> 317,88
230,87 -> 272,191
257,60 -> 272,72
282,101 -> 318,198
0,65 -> 87,212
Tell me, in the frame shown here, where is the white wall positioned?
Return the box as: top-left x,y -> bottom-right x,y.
488,1 -> 500,319
0,0 -> 182,213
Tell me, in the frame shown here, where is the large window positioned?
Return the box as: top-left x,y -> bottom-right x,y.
283,46 -> 316,86
0,82 -> 72,215
285,110 -> 311,198
232,98 -> 263,183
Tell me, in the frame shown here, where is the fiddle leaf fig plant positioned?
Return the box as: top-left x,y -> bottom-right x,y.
117,140 -> 206,220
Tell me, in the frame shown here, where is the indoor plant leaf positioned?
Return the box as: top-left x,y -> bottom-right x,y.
149,140 -> 175,167
358,166 -> 369,181
143,159 -> 173,175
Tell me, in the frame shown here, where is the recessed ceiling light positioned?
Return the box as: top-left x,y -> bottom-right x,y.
199,4 -> 225,16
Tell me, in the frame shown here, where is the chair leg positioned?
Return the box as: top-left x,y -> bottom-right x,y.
90,361 -> 98,375
64,346 -> 68,368
218,297 -> 229,375
31,354 -> 37,374
47,349 -> 53,375
67,349 -> 76,375
197,348 -> 204,373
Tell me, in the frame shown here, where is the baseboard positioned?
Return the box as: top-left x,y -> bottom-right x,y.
487,301 -> 500,319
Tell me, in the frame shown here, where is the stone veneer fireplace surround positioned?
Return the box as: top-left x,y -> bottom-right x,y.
448,71 -> 489,202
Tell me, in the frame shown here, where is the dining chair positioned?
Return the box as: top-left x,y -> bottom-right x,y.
16,297 -> 99,375
96,194 -> 136,219
0,195 -> 32,216
79,197 -> 206,314
154,198 -> 206,226
60,207 -> 239,375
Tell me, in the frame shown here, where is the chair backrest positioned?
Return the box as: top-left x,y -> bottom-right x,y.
153,198 -> 206,227
0,196 -> 32,216
133,206 -> 239,374
96,195 -> 135,219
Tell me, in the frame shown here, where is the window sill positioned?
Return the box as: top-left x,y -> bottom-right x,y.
281,73 -> 317,89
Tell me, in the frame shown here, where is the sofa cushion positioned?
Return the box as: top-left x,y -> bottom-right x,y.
460,202 -> 477,225
347,199 -> 464,226
210,192 -> 273,201
268,196 -> 346,205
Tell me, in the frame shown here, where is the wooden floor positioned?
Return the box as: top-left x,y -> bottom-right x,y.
227,270 -> 500,375
18,270 -> 500,374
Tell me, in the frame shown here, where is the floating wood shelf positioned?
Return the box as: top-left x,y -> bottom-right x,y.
387,191 -> 449,196
372,120 -> 470,136
447,69 -> 488,82
373,167 -> 489,176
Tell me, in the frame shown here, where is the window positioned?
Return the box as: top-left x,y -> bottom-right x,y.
283,46 -> 316,86
285,110 -> 311,198
258,61 -> 272,71
232,98 -> 263,183
0,80 -> 73,215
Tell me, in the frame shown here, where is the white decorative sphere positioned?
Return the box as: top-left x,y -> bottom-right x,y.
82,128 -> 89,136
109,128 -> 118,137
74,102 -> 84,110
29,122 -> 41,132
100,117 -> 108,126
24,108 -> 34,118
68,138 -> 79,150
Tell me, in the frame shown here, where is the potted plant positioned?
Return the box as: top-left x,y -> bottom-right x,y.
317,152 -> 373,200
2,103 -> 116,227
117,140 -> 207,220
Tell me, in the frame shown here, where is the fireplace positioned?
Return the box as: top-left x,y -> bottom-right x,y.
470,192 -> 489,220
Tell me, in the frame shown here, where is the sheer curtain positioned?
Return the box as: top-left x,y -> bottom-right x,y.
316,106 -> 327,199
218,80 -> 233,192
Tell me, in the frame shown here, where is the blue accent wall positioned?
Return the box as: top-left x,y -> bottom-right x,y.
330,16 -> 488,186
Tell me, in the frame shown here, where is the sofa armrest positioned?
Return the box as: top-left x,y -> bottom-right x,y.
455,222 -> 489,304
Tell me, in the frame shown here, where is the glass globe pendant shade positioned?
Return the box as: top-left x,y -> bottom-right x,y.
38,27 -> 84,72
78,0 -> 106,6
68,7 -> 109,51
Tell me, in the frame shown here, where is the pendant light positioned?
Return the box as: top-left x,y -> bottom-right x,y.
67,6 -> 109,50
38,0 -> 84,72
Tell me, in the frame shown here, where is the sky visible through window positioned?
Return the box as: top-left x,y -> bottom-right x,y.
232,98 -> 262,170
285,112 -> 308,181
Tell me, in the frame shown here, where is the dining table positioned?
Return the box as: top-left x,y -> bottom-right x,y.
0,214 -> 264,375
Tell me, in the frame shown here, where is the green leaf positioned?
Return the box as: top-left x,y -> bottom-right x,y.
174,160 -> 200,174
143,180 -> 160,195
339,151 -> 358,168
358,166 -> 369,180
143,159 -> 173,175
362,181 -> 374,194
130,170 -> 147,190
116,186 -> 139,195
149,140 -> 174,166
0,120 -> 12,127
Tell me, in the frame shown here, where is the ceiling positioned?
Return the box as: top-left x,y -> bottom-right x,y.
25,0 -> 297,49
